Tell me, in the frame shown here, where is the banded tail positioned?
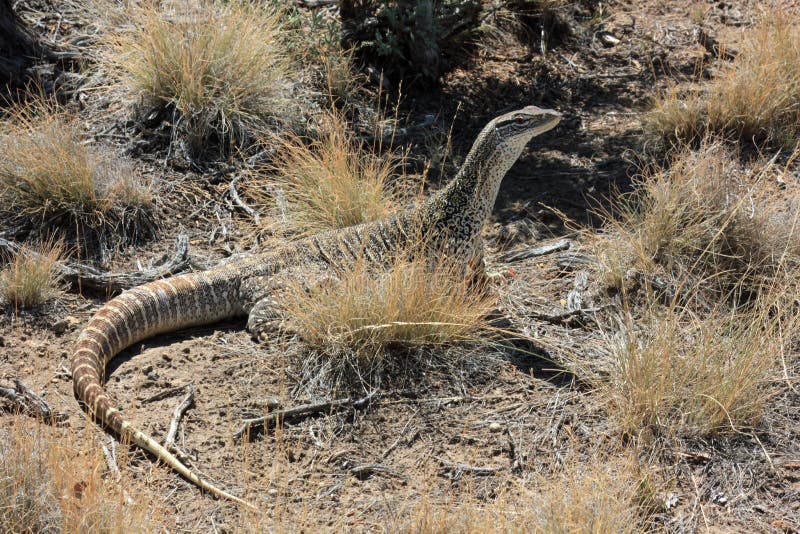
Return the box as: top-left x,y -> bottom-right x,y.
71,270 -> 256,509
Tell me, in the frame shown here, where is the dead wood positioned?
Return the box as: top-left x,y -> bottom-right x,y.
164,384 -> 195,453
0,0 -> 47,90
297,0 -> 337,7
435,456 -> 498,478
528,304 -> 614,326
0,378 -> 68,423
0,234 -> 191,294
233,392 -> 377,442
498,237 -> 572,262
556,251 -> 596,270
142,383 -> 194,404
101,437 -> 135,504
350,463 -> 403,480
228,176 -> 260,225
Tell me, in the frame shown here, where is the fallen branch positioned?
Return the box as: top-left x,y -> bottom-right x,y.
228,176 -> 260,225
350,463 -> 403,480
499,238 -> 572,263
506,427 -> 521,473
0,379 -> 68,423
0,235 -> 191,294
435,456 -> 498,478
164,384 -> 195,453
234,392 -> 377,442
528,304 -> 614,327
557,251 -> 596,270
142,383 -> 194,405
296,0 -> 337,7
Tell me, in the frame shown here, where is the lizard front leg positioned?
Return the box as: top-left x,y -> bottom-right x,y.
247,295 -> 290,341
241,264 -> 340,342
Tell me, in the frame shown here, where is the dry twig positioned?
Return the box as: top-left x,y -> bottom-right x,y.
142,383 -> 194,405
164,384 -> 195,453
228,176 -> 260,225
499,238 -> 572,262
234,392 -> 377,441
0,235 -> 191,294
435,456 -> 498,479
0,379 -> 68,423
528,304 -> 614,326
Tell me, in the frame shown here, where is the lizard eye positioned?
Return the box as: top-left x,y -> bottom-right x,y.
514,117 -> 527,125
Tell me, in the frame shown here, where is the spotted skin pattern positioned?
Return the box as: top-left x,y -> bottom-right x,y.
71,106 -> 561,508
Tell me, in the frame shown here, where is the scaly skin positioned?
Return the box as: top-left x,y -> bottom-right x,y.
71,106 -> 561,508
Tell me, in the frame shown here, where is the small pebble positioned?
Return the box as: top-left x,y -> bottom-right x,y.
488,422 -> 503,433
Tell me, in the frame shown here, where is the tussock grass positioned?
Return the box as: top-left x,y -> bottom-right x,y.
589,143 -> 800,437
250,112 -> 404,236
0,418 -> 155,533
399,456 -> 648,533
649,13 -> 800,148
285,251 -> 496,366
0,106 -> 154,252
108,0 -> 293,157
0,239 -> 64,309
596,143 -> 800,305
601,300 -> 793,437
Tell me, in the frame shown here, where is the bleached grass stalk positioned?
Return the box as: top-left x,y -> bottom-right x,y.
108,0 -> 293,156
649,13 -> 800,147
0,239 -> 64,309
285,251 -> 496,364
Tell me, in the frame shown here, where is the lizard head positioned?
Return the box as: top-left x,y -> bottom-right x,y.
491,105 -> 562,151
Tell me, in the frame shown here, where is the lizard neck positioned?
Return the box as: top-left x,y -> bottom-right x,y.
423,128 -> 525,240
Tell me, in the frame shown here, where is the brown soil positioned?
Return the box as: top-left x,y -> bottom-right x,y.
2,0 -> 799,532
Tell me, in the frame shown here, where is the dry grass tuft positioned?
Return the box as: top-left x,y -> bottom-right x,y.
598,299 -> 794,437
649,13 -> 800,148
595,143 -> 800,305
107,0 -> 294,157
588,139 -> 800,436
588,143 -> 800,437
284,250 -> 496,367
0,239 -> 64,310
0,105 -> 155,252
0,417 -> 155,533
249,112 -> 405,236
399,455 -> 649,533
